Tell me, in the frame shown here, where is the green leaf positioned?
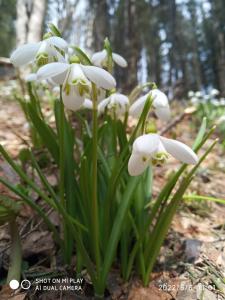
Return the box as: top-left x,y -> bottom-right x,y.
48,23 -> 62,37
192,117 -> 207,150
27,102 -> 59,163
143,139 -> 217,285
73,46 -> 92,65
101,176 -> 140,286
0,176 -> 61,243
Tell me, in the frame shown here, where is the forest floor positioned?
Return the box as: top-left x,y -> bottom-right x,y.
0,80 -> 225,300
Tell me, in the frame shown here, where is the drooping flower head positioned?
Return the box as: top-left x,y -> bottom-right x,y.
129,89 -> 171,122
98,93 -> 129,117
10,36 -> 67,67
128,133 -> 198,176
210,88 -> 219,97
37,61 -> 116,111
92,49 -> 127,68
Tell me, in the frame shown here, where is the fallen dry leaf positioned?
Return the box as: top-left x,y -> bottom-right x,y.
22,230 -> 54,258
0,286 -> 26,300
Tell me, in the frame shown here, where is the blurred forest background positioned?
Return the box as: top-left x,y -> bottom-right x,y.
0,0 -> 225,98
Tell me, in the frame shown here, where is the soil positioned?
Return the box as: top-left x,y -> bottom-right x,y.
0,81 -> 225,299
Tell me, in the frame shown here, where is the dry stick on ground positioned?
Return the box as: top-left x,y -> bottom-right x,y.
6,125 -> 30,148
159,107 -> 197,135
2,207 -> 54,254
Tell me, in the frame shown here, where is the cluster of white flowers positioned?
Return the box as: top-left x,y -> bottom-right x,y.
188,89 -> 225,106
10,28 -> 198,177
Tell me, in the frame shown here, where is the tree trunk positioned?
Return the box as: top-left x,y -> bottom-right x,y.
27,0 -> 46,43
217,32 -> 225,96
16,0 -> 29,46
16,0 -> 46,46
120,0 -> 140,91
91,0 -> 110,50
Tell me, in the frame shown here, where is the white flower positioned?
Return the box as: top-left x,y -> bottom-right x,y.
216,115 -> 225,124
82,99 -> 93,109
220,98 -> 225,105
52,86 -> 60,94
128,133 -> 198,176
211,99 -> 221,106
188,91 -> 194,98
92,49 -> 127,68
203,95 -> 210,102
25,73 -> 37,82
190,96 -> 199,104
195,91 -> 203,98
37,62 -> 116,111
10,36 -> 67,67
210,89 -> 219,97
98,93 -> 129,116
129,89 -> 171,122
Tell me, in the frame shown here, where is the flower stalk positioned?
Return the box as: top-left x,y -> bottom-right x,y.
91,83 -> 101,277
6,219 -> 22,284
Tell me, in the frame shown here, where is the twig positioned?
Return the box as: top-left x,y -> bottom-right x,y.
2,207 -> 55,253
6,125 -> 30,147
159,106 -> 196,135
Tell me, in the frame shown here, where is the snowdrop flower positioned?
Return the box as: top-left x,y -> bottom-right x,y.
129,89 -> 170,122
25,73 -> 37,82
190,97 -> 199,104
98,93 -> 129,116
210,89 -> 219,97
220,98 -> 225,106
82,99 -> 93,109
195,91 -> 203,98
92,49 -> 127,68
37,62 -> 116,111
52,86 -> 60,94
128,134 -> 198,176
10,36 -> 67,67
203,95 -> 210,102
216,115 -> 225,125
211,99 -> 221,106
188,91 -> 194,98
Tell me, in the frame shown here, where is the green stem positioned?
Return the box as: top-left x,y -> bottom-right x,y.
6,219 -> 22,284
143,139 -> 218,285
184,194 -> 225,204
59,87 -> 65,206
91,83 -> 101,274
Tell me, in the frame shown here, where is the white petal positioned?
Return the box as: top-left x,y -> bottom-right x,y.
160,137 -> 198,164
37,40 -> 51,54
112,53 -> 127,67
25,73 -> 37,82
51,70 -> 68,85
129,94 -> 149,118
67,64 -> 87,84
56,51 -> 67,62
91,50 -> 107,67
37,62 -> 69,81
155,105 -> 171,121
108,93 -> 129,115
46,36 -> 68,49
62,86 -> 85,111
52,86 -> 60,93
133,134 -> 160,156
82,99 -> 93,109
10,43 -> 40,67
98,97 -> 110,114
151,89 -> 169,107
81,65 -> 116,90
110,93 -> 129,106
46,78 -> 58,86
128,153 -> 150,176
